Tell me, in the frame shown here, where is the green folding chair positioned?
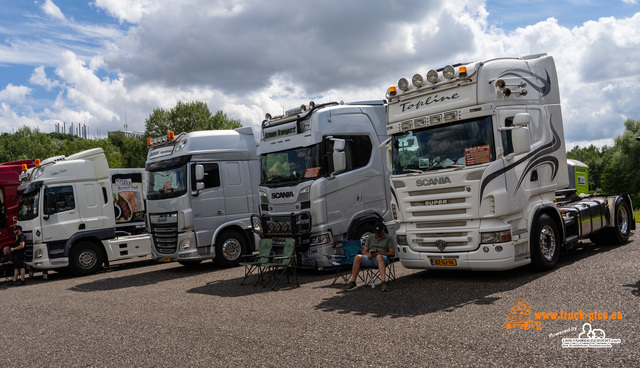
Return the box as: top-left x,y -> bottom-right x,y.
263,238 -> 299,290
239,238 -> 273,286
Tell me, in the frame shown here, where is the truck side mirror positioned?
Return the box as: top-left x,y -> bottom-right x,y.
192,164 -> 205,196
44,191 -> 56,220
329,138 -> 346,174
511,126 -> 531,156
195,164 -> 205,181
513,113 -> 532,126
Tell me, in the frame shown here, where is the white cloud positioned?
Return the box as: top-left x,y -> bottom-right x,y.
41,0 -> 65,20
91,0 -> 157,24
29,66 -> 60,91
0,84 -> 32,102
3,1 -> 640,147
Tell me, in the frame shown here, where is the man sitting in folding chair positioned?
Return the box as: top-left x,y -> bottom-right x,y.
344,222 -> 394,292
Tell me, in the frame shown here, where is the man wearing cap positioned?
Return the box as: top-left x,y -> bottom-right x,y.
9,225 -> 26,286
344,221 -> 394,292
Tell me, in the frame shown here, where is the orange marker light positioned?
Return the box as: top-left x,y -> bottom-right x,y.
35,159 -> 41,165
459,66 -> 468,77
168,131 -> 175,140
22,164 -> 28,171
147,138 -> 153,146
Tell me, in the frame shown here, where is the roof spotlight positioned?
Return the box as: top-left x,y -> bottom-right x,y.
427,70 -> 438,84
443,65 -> 455,79
398,78 -> 409,91
412,74 -> 424,87
265,113 -> 272,120
309,101 -> 315,109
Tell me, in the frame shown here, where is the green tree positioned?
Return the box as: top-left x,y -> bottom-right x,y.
108,131 -> 148,168
0,127 -> 55,162
144,101 -> 241,138
601,118 -> 640,197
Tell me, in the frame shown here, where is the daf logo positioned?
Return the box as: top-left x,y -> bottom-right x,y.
271,191 -> 295,199
436,239 -> 447,251
416,177 -> 452,187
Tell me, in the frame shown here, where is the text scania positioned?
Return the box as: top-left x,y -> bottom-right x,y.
416,177 -> 452,187
264,127 -> 297,140
271,191 -> 295,199
399,93 -> 460,112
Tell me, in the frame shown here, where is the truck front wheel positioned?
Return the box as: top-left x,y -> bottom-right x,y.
69,241 -> 104,276
353,222 -> 375,245
213,230 -> 246,267
530,214 -> 560,271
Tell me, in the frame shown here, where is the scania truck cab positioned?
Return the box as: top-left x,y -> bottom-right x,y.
252,101 -> 393,269
385,54 -> 633,271
145,127 -> 259,267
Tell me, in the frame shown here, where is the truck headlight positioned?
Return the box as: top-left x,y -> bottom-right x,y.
397,235 -> 408,245
311,233 -> 330,246
481,230 -> 512,244
179,238 -> 193,250
35,248 -> 44,259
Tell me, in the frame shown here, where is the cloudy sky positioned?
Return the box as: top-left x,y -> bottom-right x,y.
1,0 -> 639,148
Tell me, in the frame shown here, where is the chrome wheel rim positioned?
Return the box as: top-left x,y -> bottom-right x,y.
222,238 -> 242,261
618,205 -> 629,235
539,225 -> 556,262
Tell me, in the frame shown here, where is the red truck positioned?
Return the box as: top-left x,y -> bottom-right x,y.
0,160 -> 35,250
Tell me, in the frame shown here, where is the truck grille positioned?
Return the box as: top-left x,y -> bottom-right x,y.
150,223 -> 178,254
396,181 -> 479,252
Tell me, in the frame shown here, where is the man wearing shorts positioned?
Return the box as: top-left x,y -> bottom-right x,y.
344,221 -> 394,292
9,225 -> 26,286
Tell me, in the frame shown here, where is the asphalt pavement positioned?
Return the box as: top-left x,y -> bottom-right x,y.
2,230 -> 639,367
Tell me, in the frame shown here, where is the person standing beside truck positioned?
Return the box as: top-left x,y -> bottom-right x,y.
9,225 -> 26,286
344,222 -> 394,292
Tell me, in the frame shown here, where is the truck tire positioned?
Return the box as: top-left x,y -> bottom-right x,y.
213,230 -> 246,267
609,199 -> 631,244
69,241 -> 104,276
530,214 -> 560,271
353,222 -> 375,245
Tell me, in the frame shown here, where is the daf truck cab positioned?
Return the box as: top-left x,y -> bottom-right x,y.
145,127 -> 259,267
252,101 -> 394,269
18,148 -> 151,276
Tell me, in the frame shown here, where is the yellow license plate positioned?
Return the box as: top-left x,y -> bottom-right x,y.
162,257 -> 172,262
431,258 -> 457,266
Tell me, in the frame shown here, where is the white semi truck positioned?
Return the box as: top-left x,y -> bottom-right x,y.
145,127 -> 259,267
252,100 -> 393,269
385,54 -> 634,271
18,148 -> 151,275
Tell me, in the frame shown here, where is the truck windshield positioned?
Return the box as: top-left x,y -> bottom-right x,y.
392,116 -> 496,174
260,145 -> 322,185
147,165 -> 187,199
18,190 -> 40,221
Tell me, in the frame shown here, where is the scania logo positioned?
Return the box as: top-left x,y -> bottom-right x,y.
416,177 -> 451,187
271,191 -> 295,199
436,239 -> 447,251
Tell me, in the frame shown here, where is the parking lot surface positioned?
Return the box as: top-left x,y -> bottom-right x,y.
2,231 -> 639,367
